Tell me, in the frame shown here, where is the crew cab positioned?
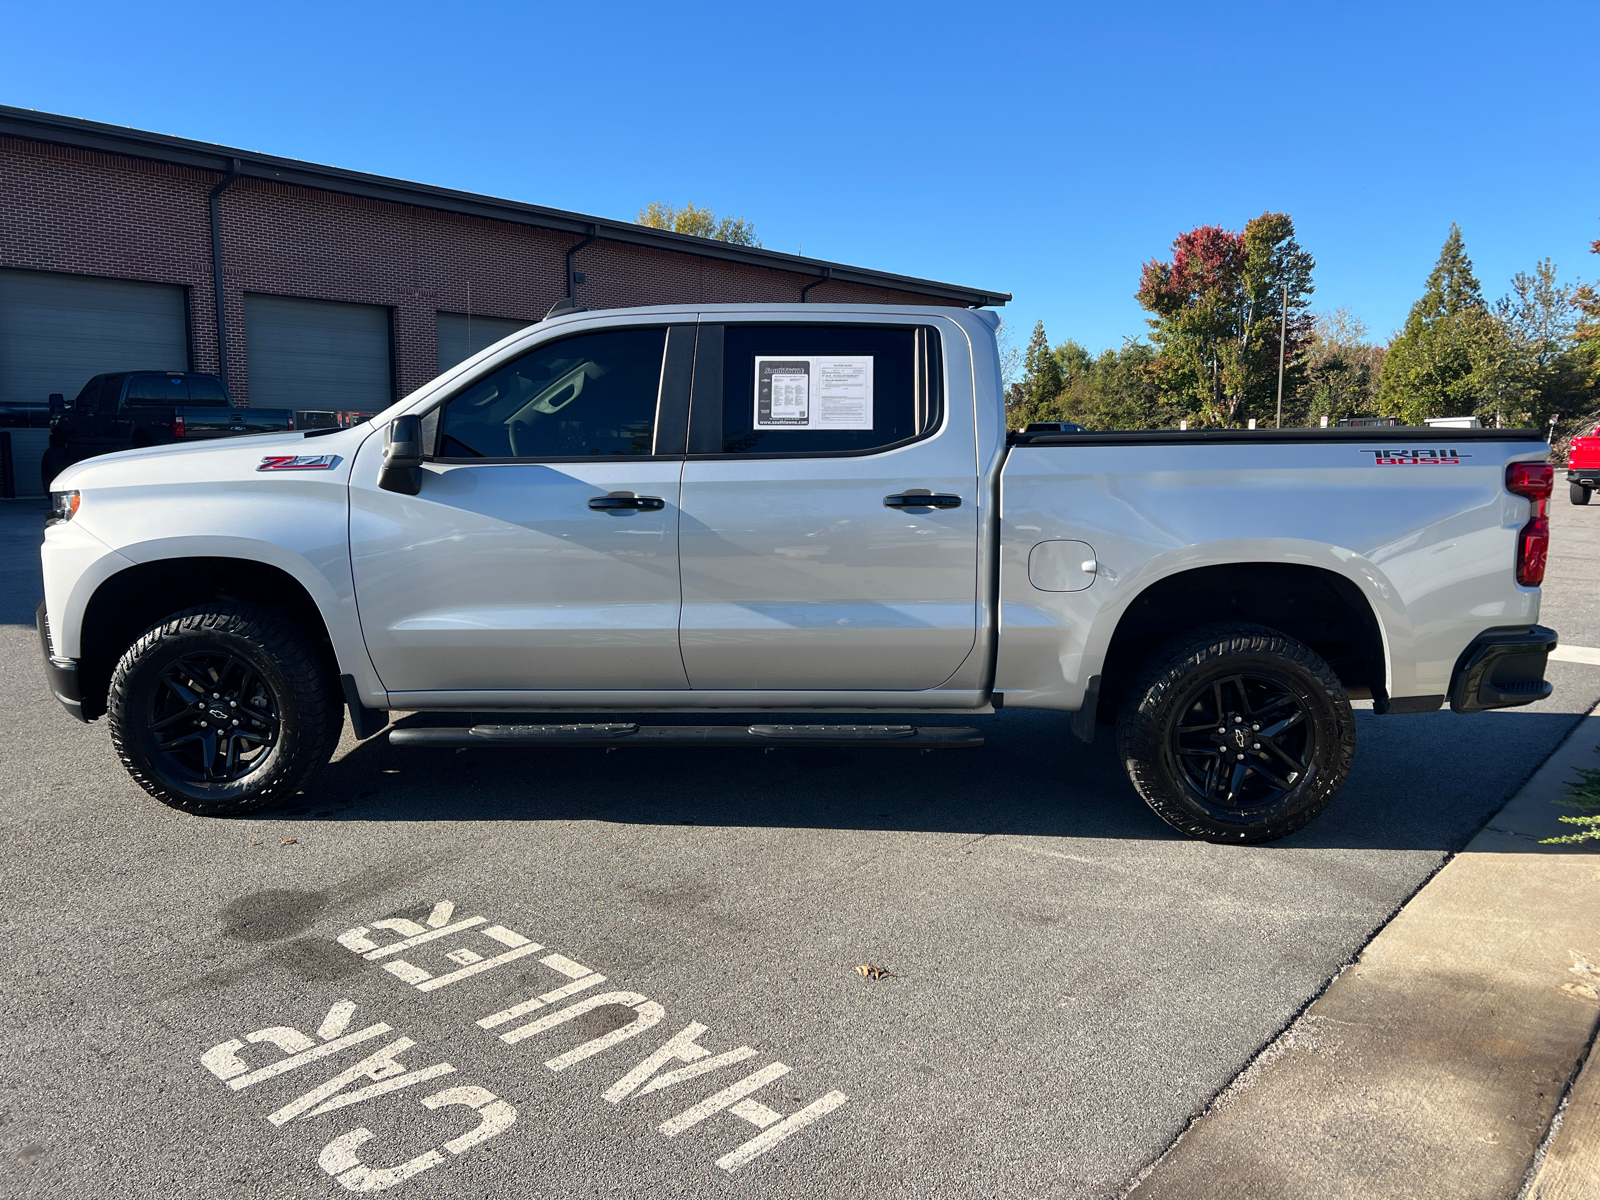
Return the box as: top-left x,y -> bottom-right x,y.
41,370 -> 296,491
1566,425 -> 1600,505
37,304 -> 1558,842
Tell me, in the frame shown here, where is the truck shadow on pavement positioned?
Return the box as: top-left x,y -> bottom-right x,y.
259,704 -> 1589,854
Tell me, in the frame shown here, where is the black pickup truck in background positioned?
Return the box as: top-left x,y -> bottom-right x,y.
42,371 -> 298,490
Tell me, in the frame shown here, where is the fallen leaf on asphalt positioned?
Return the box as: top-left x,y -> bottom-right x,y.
281,838 -> 297,846
1561,950 -> 1600,1003
856,964 -> 893,980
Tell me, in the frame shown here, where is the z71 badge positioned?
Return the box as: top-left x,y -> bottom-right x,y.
1360,448 -> 1470,466
258,454 -> 342,471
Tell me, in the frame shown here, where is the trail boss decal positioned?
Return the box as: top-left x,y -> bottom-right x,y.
1360,448 -> 1470,466
259,454 -> 342,471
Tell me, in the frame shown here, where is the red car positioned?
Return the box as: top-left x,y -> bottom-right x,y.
1569,427 -> 1600,504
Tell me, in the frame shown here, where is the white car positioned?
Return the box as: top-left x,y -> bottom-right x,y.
38,304 -> 1557,842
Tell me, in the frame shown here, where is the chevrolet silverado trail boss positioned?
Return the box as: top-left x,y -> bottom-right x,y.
37,304 -> 1558,842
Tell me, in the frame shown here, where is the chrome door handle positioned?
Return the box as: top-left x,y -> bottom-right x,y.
884,493 -> 962,509
588,495 -> 665,511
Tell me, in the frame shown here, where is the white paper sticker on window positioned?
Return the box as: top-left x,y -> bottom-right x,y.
755,356 -> 872,430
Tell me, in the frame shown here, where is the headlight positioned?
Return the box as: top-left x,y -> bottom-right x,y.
49,490 -> 80,524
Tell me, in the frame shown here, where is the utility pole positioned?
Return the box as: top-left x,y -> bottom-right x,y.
1275,284 -> 1288,429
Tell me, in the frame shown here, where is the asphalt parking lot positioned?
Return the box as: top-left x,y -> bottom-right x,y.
3,492 -> 1598,1200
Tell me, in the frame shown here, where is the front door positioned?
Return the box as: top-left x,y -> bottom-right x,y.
678,322 -> 979,691
350,324 -> 688,696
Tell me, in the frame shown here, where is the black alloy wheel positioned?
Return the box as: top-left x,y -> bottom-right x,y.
145,651 -> 281,783
107,602 -> 343,815
1117,622 -> 1356,843
1169,672 -> 1313,819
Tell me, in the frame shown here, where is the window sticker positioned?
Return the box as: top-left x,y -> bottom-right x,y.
755,356 -> 873,430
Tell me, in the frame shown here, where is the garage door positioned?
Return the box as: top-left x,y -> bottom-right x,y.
437,311 -> 532,375
0,269 -> 188,408
244,294 -> 392,410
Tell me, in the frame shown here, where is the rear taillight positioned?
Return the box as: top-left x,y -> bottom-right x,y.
1506,462 -> 1554,586
173,412 -> 186,439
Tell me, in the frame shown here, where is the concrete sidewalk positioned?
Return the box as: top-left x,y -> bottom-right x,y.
1129,707 -> 1600,1200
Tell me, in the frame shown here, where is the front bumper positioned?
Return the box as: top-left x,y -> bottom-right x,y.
36,601 -> 87,722
1449,625 -> 1557,714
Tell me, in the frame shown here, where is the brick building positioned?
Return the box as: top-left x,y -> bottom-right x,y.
0,105 -> 1007,420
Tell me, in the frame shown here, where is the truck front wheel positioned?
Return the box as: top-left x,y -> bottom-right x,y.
1116,623 -> 1356,843
106,602 -> 342,815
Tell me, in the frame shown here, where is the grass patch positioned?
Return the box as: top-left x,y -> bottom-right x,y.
1543,750 -> 1600,845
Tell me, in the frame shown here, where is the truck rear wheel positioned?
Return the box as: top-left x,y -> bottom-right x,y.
1570,481 -> 1591,506
106,602 -> 342,816
1115,623 -> 1356,843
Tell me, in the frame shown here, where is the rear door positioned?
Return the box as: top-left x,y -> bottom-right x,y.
677,321 -> 979,691
84,373 -> 127,453
350,322 -> 693,697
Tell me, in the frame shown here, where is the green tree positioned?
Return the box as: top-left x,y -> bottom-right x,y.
1135,212 -> 1315,426
1020,320 -> 1064,409
1007,338 -> 1174,431
636,201 -> 760,246
1377,224 -> 1542,424
1288,308 -> 1384,426
1576,234 -> 1600,389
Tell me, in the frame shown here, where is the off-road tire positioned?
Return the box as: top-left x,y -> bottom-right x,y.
1115,622 -> 1356,844
1570,481 -> 1591,506
107,602 -> 342,815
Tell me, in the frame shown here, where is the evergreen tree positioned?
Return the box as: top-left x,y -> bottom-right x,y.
1377,224 -> 1524,422
1007,338 -> 1174,431
1020,320 -> 1064,409
1574,235 -> 1600,391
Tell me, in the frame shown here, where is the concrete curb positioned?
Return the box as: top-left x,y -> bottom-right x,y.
1127,707 -> 1600,1200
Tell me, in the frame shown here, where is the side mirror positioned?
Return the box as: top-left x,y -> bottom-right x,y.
48,393 -> 67,415
378,415 -> 423,496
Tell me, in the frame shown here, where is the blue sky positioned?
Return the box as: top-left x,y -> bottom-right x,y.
4,1 -> 1597,354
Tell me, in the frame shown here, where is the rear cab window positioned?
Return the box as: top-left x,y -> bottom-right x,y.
185,376 -> 231,406
708,324 -> 942,457
125,374 -> 189,406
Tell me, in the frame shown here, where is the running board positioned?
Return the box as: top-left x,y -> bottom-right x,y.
388,722 -> 983,749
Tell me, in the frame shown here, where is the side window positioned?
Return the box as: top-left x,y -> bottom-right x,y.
95,375 -> 126,415
125,374 -> 188,406
435,328 -> 666,459
715,324 -> 940,456
72,376 -> 106,411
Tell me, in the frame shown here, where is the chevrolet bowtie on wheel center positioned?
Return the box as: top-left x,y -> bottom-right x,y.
1117,624 -> 1356,843
38,304 -> 1558,842
105,603 -> 342,816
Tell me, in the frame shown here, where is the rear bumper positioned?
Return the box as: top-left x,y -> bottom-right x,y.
1568,469 -> 1600,488
36,601 -> 87,722
1448,625 -> 1557,714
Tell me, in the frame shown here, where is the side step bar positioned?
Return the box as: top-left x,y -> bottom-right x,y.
388,723 -> 983,749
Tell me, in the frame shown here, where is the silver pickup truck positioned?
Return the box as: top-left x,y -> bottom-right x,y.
37,304 -> 1557,842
